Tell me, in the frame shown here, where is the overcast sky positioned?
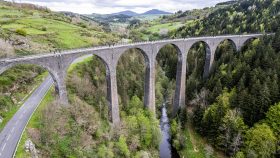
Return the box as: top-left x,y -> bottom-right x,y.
9,0 -> 229,14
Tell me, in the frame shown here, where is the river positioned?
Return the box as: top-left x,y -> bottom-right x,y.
159,103 -> 180,158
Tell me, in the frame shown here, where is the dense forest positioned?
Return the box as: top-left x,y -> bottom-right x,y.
169,32 -> 280,158
173,0 -> 280,37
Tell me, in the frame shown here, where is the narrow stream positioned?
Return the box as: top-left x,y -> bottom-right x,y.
159,103 -> 180,158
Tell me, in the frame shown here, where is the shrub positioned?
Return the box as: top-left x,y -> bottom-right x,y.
41,26 -> 47,31
116,135 -> 130,157
15,28 -> 27,36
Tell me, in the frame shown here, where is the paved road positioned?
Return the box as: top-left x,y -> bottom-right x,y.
0,75 -> 53,158
0,55 -> 92,158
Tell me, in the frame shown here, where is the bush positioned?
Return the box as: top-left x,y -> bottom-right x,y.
41,26 -> 47,31
15,28 -> 27,36
78,22 -> 87,28
116,135 -> 130,157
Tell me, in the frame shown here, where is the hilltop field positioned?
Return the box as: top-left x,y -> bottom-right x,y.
0,0 -> 118,58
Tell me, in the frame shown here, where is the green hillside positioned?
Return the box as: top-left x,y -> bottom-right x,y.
0,0 -> 118,58
173,0 -> 280,37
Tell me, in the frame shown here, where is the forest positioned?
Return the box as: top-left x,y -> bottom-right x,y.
169,32 -> 280,158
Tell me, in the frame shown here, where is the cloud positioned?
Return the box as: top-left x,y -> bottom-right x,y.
8,0 -> 229,14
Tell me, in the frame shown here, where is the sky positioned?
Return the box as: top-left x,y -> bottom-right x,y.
9,0 -> 230,14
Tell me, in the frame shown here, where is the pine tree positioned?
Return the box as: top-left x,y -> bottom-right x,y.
272,27 -> 280,53
268,75 -> 279,104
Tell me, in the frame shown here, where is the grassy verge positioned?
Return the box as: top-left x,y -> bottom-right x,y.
178,113 -> 226,158
179,123 -> 209,158
0,71 -> 49,131
15,87 -> 54,158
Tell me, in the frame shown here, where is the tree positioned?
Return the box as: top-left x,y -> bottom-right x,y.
127,95 -> 143,115
216,109 -> 247,156
137,112 -> 153,148
116,135 -> 130,157
243,123 -> 277,158
265,102 -> 280,138
272,27 -> 280,53
202,90 -> 231,140
97,144 -> 114,158
209,78 -> 222,103
267,75 -> 279,104
265,102 -> 280,156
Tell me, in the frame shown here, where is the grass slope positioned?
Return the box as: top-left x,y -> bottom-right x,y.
0,1 -> 118,57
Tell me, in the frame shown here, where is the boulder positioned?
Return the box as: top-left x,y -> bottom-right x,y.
24,139 -> 39,158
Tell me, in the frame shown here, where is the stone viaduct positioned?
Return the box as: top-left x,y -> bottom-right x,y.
0,34 -> 265,125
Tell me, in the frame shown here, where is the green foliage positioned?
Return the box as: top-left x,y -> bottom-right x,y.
216,110 -> 247,156
202,90 -> 232,139
97,144 -> 114,158
272,28 -> 280,52
243,123 -> 277,158
265,102 -> 280,138
117,49 -> 145,107
156,44 -> 178,80
41,26 -> 47,31
186,43 -> 206,100
15,28 -> 27,36
0,1 -> 119,56
189,36 -> 280,156
17,52 -> 161,157
124,96 -> 161,150
116,135 -> 130,157
174,0 -> 280,37
0,64 -> 46,131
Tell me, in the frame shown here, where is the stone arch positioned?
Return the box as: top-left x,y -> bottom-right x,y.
210,39 -> 240,77
156,43 -> 185,116
116,47 -> 150,68
229,36 -> 260,52
187,40 -> 211,78
115,47 -> 150,110
0,61 -> 63,102
63,53 -> 121,123
239,37 -> 259,51
65,53 -> 110,79
156,43 -> 183,62
217,39 -> 238,52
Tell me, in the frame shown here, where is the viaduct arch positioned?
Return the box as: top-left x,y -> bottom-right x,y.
0,34 -> 265,125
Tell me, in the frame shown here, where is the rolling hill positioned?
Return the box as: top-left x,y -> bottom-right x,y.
142,9 -> 172,15
0,0 -> 118,58
109,9 -> 172,16
111,10 -> 138,16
